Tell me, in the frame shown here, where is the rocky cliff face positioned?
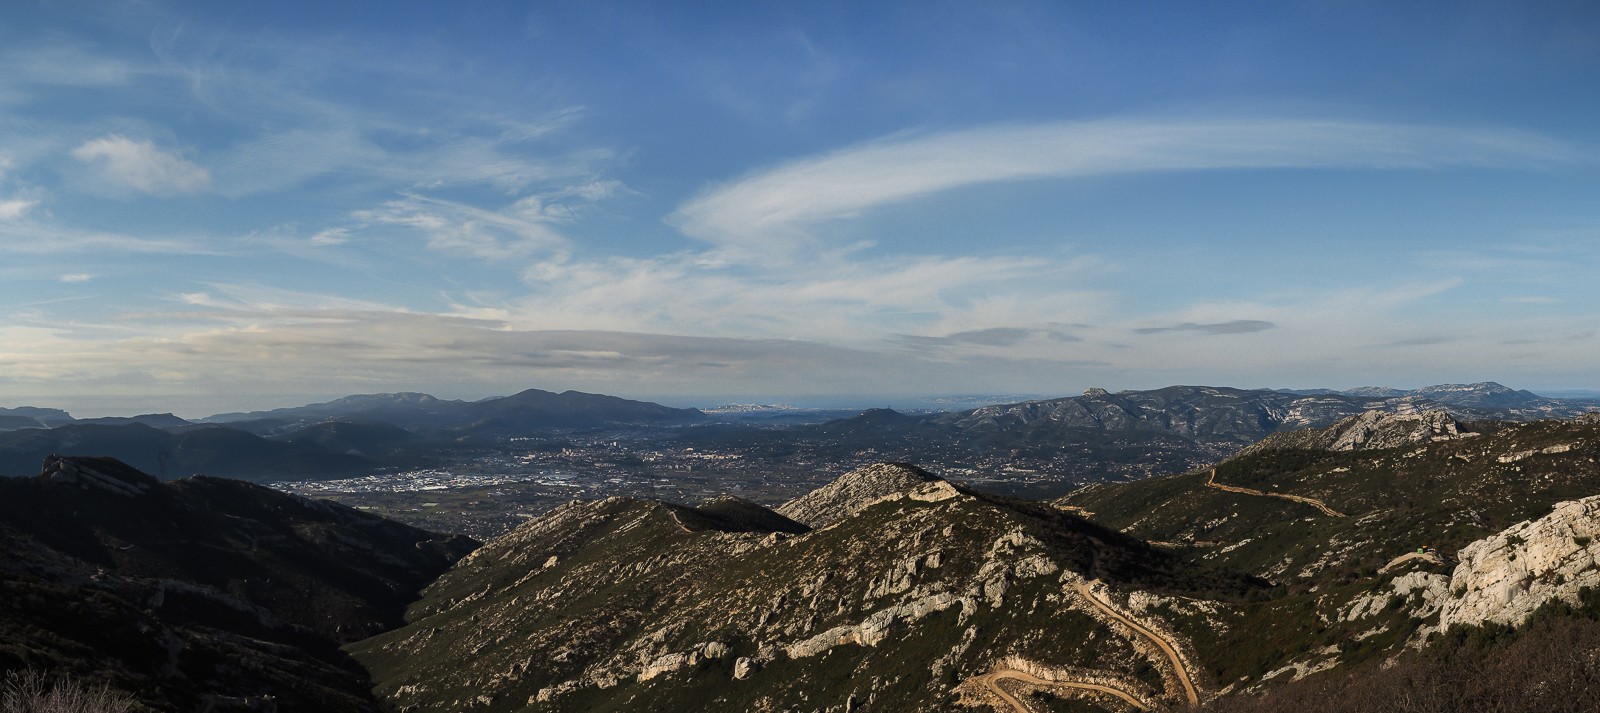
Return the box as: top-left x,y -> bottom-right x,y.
1335,492 -> 1600,653
1429,495 -> 1600,631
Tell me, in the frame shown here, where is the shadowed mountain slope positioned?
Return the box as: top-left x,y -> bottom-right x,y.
0,457 -> 476,711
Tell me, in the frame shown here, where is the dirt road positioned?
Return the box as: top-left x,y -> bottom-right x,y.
1073,582 -> 1200,707
1205,469 -> 1346,517
1378,550 -> 1447,574
976,670 -> 1152,712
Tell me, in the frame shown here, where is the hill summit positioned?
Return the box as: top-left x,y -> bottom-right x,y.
775,461 -> 941,527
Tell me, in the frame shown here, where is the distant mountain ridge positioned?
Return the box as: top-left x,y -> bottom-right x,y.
0,422 -> 378,481
673,382 -> 1599,496
0,387 -> 706,482
0,406 -> 74,431
205,388 -> 705,435
954,382 -> 1588,441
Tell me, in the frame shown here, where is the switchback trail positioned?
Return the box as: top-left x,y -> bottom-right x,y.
1205,469 -> 1346,518
1074,582 -> 1201,707
972,581 -> 1200,712
976,670 -> 1152,712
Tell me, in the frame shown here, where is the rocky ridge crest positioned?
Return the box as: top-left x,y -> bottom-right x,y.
774,461 -> 940,528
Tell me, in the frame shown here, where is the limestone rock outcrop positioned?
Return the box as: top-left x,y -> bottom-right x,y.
1243,409 -> 1474,456
1432,495 -> 1600,631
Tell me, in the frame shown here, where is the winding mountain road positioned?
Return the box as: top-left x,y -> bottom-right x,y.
1205,469 -> 1346,517
1073,582 -> 1200,707
973,581 -> 1200,712
976,670 -> 1152,712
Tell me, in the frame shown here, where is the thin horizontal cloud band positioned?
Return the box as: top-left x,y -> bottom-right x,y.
671,117 -> 1582,248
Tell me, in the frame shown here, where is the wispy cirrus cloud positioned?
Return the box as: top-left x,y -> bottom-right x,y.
0,36 -> 150,92
0,219 -> 210,254
897,326 -> 1083,349
1134,320 -> 1276,335
350,192 -> 575,260
145,29 -> 613,199
514,250 -> 1104,342
670,117 -> 1582,255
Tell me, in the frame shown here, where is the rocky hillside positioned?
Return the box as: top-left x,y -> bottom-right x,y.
0,456 -> 476,711
1055,415 -> 1600,701
1238,409 -> 1475,455
337,415 -> 1600,712
349,463 -> 1259,712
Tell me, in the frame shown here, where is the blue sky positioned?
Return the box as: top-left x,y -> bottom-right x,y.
2,0 -> 1598,416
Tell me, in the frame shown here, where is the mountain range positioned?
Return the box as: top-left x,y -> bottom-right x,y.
0,389 -> 708,482
670,382 -> 1598,495
357,410 -> 1600,711
9,405 -> 1600,711
9,381 -> 1579,489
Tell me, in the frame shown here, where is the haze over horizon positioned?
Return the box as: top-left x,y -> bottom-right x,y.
3,1 -> 1598,415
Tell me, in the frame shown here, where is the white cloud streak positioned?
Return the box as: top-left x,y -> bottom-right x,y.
70,135 -> 211,195
514,251 -> 1105,343
671,118 -> 1581,254
0,37 -> 147,91
0,219 -> 209,254
0,197 -> 38,219
351,192 -> 573,260
3,277 -> 1593,409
